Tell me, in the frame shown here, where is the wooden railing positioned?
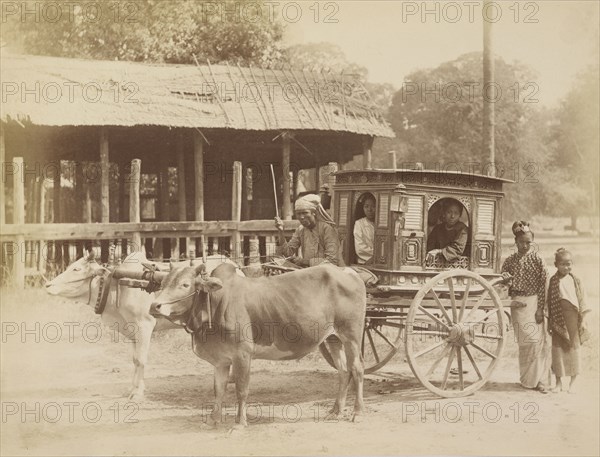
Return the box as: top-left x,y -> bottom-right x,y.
0,220 -> 299,287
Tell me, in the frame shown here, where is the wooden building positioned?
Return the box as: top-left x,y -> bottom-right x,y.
0,53 -> 393,287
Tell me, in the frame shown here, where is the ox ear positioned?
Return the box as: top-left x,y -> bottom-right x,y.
195,276 -> 222,293
86,250 -> 96,261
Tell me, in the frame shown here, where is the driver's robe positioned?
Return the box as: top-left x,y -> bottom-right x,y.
277,220 -> 344,267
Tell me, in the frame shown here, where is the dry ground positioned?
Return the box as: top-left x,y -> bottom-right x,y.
1,239 -> 598,456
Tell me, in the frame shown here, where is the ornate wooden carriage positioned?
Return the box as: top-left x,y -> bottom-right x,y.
319,169 -> 512,397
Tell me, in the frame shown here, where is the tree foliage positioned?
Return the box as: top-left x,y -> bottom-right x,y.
1,0 -> 285,65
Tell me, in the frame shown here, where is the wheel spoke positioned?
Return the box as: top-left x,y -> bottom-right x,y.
376,321 -> 404,329
459,279 -> 471,321
463,289 -> 490,323
473,308 -> 500,324
463,346 -> 483,380
372,327 -> 399,349
441,346 -> 456,390
446,278 -> 457,321
470,341 -> 497,359
426,343 -> 452,377
474,332 -> 502,340
417,305 -> 450,330
414,339 -> 446,358
429,289 -> 453,324
457,348 -> 464,390
366,328 -> 380,363
406,330 -> 449,338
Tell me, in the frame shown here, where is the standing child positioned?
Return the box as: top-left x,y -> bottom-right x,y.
547,248 -> 590,393
501,221 -> 551,393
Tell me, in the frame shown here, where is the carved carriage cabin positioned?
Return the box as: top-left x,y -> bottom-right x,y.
333,169 -> 509,282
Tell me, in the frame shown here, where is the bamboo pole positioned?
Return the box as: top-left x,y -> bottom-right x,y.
12,157 -> 25,288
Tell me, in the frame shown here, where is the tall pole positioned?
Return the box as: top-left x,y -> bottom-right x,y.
483,0 -> 495,175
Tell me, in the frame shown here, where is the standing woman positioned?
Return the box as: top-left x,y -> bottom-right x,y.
501,221 -> 551,393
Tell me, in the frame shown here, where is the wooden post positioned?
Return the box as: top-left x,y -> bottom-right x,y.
243,165 -> 252,221
193,130 -> 205,258
129,159 -> 142,252
12,157 -> 25,288
37,176 -> 46,273
292,168 -> 298,202
176,132 -> 187,259
231,161 -> 242,262
53,161 -> 61,223
328,162 -> 339,216
282,134 -> 292,220
52,160 -> 63,270
99,127 -> 110,223
363,136 -> 372,169
314,163 -> 320,193
0,123 -> 5,225
483,0 -> 495,173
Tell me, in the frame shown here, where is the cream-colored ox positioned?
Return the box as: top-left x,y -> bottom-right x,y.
45,250 -> 240,400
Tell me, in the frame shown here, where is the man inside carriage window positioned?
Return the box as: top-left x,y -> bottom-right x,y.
426,199 -> 468,263
274,194 -> 344,267
353,194 -> 376,265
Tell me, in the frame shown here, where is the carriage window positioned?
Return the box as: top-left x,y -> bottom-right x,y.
426,197 -> 471,267
404,196 -> 423,230
476,199 -> 495,234
378,194 -> 389,227
353,193 -> 377,265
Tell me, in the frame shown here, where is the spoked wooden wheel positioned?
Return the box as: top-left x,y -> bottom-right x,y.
319,306 -> 404,374
405,270 -> 505,398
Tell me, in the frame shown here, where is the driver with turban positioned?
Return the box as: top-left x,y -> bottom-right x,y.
274,194 -> 344,267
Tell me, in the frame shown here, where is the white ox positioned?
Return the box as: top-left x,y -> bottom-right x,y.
45,250 -> 240,399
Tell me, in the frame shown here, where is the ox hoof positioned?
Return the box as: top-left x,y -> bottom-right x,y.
325,411 -> 341,422
205,417 -> 219,429
127,391 -> 144,401
351,413 -> 363,423
228,423 -> 247,433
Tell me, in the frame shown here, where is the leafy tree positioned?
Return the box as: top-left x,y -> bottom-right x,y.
1,0 -> 285,65
550,64 -> 600,229
383,52 -> 555,220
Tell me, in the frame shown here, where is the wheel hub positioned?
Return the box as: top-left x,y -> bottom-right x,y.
447,323 -> 475,346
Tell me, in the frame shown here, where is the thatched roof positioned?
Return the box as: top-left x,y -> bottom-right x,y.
1,53 -> 394,137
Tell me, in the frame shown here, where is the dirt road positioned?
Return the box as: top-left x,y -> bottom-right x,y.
1,290 -> 598,456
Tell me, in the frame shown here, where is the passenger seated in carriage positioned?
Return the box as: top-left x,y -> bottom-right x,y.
426,199 -> 468,263
274,194 -> 344,267
353,193 -> 376,265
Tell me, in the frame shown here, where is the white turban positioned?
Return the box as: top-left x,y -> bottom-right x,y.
294,194 -> 335,226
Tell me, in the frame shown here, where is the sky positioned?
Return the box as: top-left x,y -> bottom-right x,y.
284,0 -> 599,106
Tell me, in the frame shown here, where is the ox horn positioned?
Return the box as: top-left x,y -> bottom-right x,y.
194,263 -> 206,276
86,249 -> 96,261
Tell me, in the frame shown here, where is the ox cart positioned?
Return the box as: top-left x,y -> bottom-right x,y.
263,169 -> 513,398
107,168 -> 512,399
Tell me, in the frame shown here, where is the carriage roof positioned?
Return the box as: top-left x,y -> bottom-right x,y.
333,169 -> 513,194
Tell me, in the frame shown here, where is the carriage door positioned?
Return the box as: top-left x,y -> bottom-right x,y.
373,192 -> 392,266
398,194 -> 425,268
472,198 -> 497,273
